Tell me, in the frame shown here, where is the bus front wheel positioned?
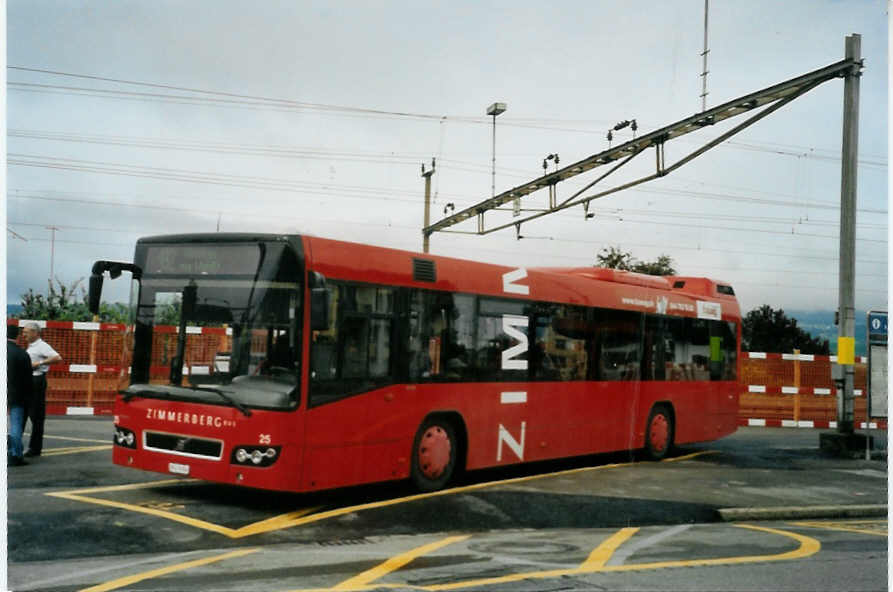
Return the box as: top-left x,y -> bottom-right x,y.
411,418 -> 457,492
645,405 -> 674,461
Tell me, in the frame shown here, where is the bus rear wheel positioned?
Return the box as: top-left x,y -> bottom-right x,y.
645,405 -> 674,460
411,418 -> 457,492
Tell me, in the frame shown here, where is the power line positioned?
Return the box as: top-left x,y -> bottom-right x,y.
8,69 -> 888,168
9,219 -> 888,286
9,126 -> 888,216
8,67 -> 461,121
8,191 -> 888,268
9,149 -> 887,225
15,216 -> 887,280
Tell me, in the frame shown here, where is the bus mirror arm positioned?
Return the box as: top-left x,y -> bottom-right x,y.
88,274 -> 104,315
89,261 -> 143,315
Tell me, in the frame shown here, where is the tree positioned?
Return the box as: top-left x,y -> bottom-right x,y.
742,305 -> 830,354
596,247 -> 676,276
631,254 -> 676,276
595,246 -> 634,271
14,278 -> 130,323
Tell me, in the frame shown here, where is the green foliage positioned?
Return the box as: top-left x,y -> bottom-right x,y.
596,247 -> 676,276
631,254 -> 676,276
155,301 -> 181,326
595,246 -> 634,271
742,305 -> 831,354
14,278 -> 130,323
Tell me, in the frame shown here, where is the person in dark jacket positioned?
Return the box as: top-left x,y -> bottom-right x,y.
7,325 -> 33,466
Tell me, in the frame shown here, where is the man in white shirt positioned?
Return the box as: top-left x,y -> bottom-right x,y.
23,322 -> 62,457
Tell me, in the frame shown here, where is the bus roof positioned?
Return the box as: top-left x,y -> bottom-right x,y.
304,235 -> 740,322
130,233 -> 739,321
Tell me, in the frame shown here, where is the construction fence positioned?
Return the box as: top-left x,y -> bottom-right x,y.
7,320 -> 885,429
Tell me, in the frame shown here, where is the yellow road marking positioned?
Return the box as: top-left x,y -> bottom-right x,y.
41,434 -> 112,444
51,478 -> 194,495
326,535 -> 470,591
48,485 -> 320,538
579,527 -> 639,569
78,547 -> 259,592
49,490 -> 239,537
790,519 -> 888,537
661,450 -> 719,463
43,445 -> 112,456
294,524 -> 817,592
595,524 -> 821,571
228,507 -> 321,538
47,450 -> 718,539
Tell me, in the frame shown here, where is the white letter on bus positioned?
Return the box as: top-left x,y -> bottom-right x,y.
502,268 -> 529,295
502,315 -> 528,370
497,422 -> 526,461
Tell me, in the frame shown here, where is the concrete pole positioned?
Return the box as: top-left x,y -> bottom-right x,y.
47,225 -> 60,281
422,160 -> 435,254
837,34 -> 861,435
491,113 -> 497,197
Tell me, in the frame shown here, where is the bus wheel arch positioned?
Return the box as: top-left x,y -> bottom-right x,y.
410,411 -> 466,492
644,402 -> 675,460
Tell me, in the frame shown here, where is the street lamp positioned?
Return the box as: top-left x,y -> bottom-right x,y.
486,102 -> 507,198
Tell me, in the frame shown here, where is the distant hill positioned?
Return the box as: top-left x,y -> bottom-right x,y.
6,304 -> 23,317
787,309 -> 868,357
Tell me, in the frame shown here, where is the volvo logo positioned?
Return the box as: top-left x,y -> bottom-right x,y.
174,438 -> 189,452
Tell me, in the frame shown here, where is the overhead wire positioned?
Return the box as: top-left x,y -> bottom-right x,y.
7,67 -> 888,300
7,67 -> 888,167
8,190 -> 888,266
9,150 -> 887,221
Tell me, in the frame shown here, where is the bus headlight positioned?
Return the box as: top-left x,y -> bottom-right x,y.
114,426 -> 137,449
231,445 -> 280,467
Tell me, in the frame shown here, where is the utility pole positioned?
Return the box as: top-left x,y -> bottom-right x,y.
821,33 -> 868,456
837,33 -> 861,435
486,102 -> 507,198
422,158 -> 435,253
46,225 -> 60,281
700,0 -> 710,112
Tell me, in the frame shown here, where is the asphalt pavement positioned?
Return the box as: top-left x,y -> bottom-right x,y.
6,419 -> 888,592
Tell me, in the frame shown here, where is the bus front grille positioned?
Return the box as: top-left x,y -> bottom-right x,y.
144,432 -> 223,460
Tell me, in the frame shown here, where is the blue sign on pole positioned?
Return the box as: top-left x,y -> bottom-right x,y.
868,311 -> 887,342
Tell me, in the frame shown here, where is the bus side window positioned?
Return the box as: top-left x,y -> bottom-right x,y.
592,309 -> 641,381
537,304 -> 588,381
475,297 -> 529,382
407,290 -> 433,379
309,282 -> 394,405
707,320 -> 738,381
310,284 -> 340,384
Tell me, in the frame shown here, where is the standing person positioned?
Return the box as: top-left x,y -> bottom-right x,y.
22,322 -> 62,457
7,325 -> 33,466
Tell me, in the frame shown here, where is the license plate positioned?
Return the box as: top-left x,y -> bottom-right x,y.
168,462 -> 190,475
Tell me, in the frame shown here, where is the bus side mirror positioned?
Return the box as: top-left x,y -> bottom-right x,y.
89,260 -> 143,315
88,273 -> 103,315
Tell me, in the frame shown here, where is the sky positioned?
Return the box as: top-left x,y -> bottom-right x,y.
4,0 -> 889,315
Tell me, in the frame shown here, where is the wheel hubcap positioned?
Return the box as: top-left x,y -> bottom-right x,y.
650,414 -> 669,452
418,426 -> 451,479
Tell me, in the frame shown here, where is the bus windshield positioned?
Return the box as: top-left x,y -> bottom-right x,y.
129,240 -> 303,410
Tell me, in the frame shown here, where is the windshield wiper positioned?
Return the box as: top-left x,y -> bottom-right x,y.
121,388 -> 167,403
192,385 -> 252,417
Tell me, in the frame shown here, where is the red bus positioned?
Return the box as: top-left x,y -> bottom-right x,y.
90,233 -> 739,493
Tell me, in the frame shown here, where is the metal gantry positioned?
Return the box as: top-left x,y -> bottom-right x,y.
423,55 -> 862,241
